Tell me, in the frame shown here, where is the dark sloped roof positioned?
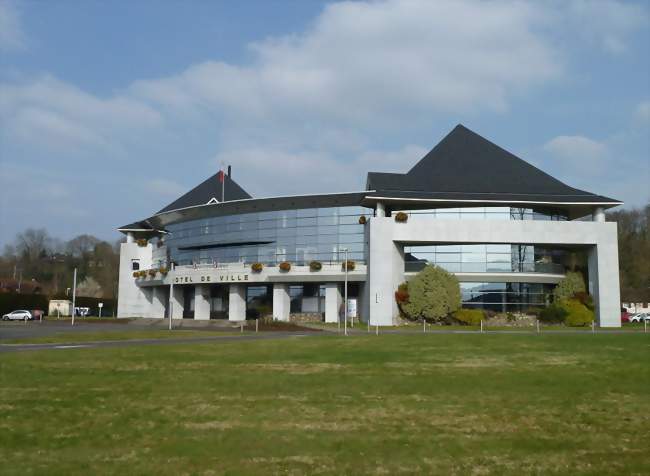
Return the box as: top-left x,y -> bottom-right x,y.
366,124 -> 620,204
158,171 -> 252,214
117,220 -> 153,231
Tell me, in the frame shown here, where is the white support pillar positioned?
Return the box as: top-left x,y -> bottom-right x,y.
376,202 -> 386,218
194,284 -> 210,320
152,286 -> 166,319
592,206 -> 606,222
588,242 -> 621,327
272,283 -> 290,322
170,285 -> 184,319
229,284 -> 246,321
368,217 -> 404,326
358,282 -> 369,323
325,283 -> 342,323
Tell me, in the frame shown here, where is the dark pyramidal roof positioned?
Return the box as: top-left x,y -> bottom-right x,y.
366,124 -> 619,205
157,171 -> 252,214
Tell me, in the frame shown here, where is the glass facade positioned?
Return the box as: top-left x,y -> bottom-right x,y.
400,207 -> 568,221
404,244 -> 568,274
163,206 -> 369,266
460,282 -> 555,312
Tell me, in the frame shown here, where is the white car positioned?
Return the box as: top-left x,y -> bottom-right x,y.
629,313 -> 650,323
2,310 -> 33,321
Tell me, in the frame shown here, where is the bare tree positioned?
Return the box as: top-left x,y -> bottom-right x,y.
66,234 -> 100,257
15,228 -> 52,261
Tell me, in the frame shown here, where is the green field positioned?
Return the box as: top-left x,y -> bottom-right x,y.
1,334 -> 649,475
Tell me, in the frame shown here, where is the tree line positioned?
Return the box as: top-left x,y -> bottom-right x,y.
0,229 -> 120,299
607,202 -> 650,302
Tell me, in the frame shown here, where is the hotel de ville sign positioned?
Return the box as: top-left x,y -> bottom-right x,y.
174,273 -> 250,284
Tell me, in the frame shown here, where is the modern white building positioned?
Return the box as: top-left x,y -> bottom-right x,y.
117,125 -> 622,326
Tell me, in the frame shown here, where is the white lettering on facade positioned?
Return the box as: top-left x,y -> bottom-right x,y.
175,274 -> 250,284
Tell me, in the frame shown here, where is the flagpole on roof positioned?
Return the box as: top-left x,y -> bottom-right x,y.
220,162 -> 225,203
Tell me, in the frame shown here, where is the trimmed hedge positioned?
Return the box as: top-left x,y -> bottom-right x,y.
562,299 -> 594,327
0,293 -> 48,316
454,308 -> 484,326
538,304 -> 568,323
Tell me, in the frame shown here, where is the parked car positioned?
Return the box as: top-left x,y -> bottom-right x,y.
621,308 -> 630,323
629,313 -> 650,323
2,310 -> 33,321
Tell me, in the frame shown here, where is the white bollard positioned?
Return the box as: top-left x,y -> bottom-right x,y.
592,320 -> 595,334
240,322 -> 244,333
536,319 -> 540,334
255,318 -> 259,333
645,318 -> 647,333
375,324 -> 379,336
480,320 -> 483,333
423,319 -> 426,333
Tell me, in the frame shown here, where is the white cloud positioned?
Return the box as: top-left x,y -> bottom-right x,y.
0,0 -> 25,51
132,0 -> 561,123
636,100 -> 650,122
544,135 -> 607,160
0,75 -> 162,152
558,0 -> 648,54
145,178 -> 187,199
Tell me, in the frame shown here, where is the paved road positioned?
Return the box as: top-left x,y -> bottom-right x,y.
0,330 -> 315,353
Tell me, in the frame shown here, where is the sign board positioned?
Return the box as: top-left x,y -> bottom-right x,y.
174,273 -> 250,284
347,298 -> 357,318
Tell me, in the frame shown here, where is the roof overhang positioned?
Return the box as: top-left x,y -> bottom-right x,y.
361,195 -> 622,220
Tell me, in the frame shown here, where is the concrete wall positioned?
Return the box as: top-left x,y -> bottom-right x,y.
273,284 -> 290,321
368,217 -> 621,327
117,242 -> 153,318
229,284 -> 246,321
325,283 -> 342,323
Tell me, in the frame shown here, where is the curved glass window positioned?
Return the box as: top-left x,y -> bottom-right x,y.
405,244 -> 573,274
398,207 -> 568,221
164,206 -> 369,266
460,282 -> 555,312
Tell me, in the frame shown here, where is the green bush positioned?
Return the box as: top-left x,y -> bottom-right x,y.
453,308 -> 484,325
561,299 -> 595,327
538,304 -> 568,323
553,271 -> 586,301
399,265 -> 460,322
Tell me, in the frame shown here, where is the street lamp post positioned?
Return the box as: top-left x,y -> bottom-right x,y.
168,262 -> 175,330
71,268 -> 77,326
343,248 -> 348,337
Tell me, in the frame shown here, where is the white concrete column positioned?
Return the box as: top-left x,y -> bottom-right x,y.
117,242 -> 153,318
325,283 -> 342,323
194,284 -> 210,320
170,285 -> 184,319
376,202 -> 386,218
272,283 -> 290,322
368,217 -> 404,326
152,286 -> 166,319
126,232 -> 134,243
588,241 -> 621,327
229,284 -> 246,321
592,207 -> 606,222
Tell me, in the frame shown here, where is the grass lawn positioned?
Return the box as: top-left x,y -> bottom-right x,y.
1,334 -> 649,475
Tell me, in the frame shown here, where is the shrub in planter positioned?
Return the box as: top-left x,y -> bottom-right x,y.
538,304 -> 568,323
132,271 -> 139,278
358,215 -> 367,225
279,261 -> 291,272
159,267 -> 168,275
573,291 -> 594,310
342,260 -> 356,271
399,265 -> 461,323
561,299 -> 595,327
394,211 -> 409,223
251,262 -> 264,273
553,271 -> 586,301
453,308 -> 484,326
148,269 -> 157,277
136,238 -> 148,247
309,261 -> 322,271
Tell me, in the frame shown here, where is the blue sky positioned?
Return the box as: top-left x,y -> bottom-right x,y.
0,0 -> 648,246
